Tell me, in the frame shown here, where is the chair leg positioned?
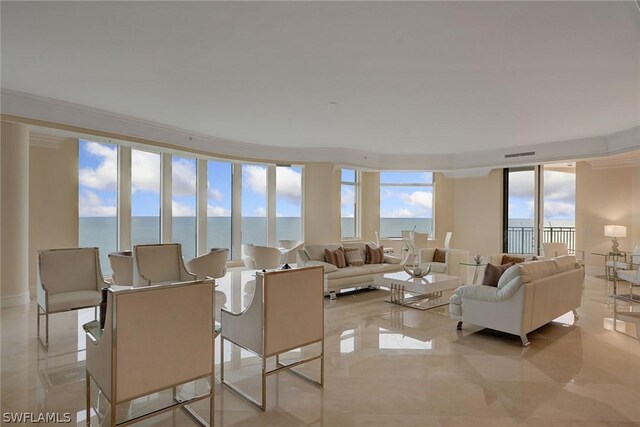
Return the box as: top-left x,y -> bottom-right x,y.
456,321 -> 463,330
219,337 -> 224,382
260,357 -> 267,411
37,305 -> 49,351
572,309 -> 579,320
86,371 -> 91,426
520,334 -> 530,347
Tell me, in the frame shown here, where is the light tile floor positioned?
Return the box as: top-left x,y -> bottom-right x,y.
1,274 -> 639,426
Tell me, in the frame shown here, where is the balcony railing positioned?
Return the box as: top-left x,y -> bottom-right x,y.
507,226 -> 575,255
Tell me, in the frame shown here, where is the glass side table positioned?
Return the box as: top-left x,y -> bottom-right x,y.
591,251 -> 626,281
459,262 -> 488,285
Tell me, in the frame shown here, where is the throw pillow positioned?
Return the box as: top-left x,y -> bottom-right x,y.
433,248 -> 447,263
482,262 -> 514,287
366,244 -> 384,264
325,247 -> 347,268
344,247 -> 365,266
501,255 -> 526,265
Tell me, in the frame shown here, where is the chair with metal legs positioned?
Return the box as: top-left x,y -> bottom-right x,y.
37,247 -> 109,351
220,266 -> 324,411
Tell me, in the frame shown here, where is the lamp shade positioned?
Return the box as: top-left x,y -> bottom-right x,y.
604,225 -> 626,238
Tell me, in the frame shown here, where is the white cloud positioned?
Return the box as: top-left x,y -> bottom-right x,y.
401,191 -> 433,210
79,189 -> 116,216
341,186 -> 355,217
544,201 -> 575,219
392,208 -> 414,218
256,207 -> 266,217
243,165 -> 267,194
208,187 -> 223,201
172,157 -> 196,197
276,167 -> 302,202
207,204 -> 231,216
79,142 -> 117,191
132,150 -> 161,193
172,200 -> 195,217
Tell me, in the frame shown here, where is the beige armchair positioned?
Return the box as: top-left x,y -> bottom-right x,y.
108,251 -> 133,286
241,244 -> 282,269
418,247 -> 469,277
37,247 -> 109,351
85,280 -> 215,426
220,266 -> 324,410
186,248 -> 229,280
278,240 -> 304,264
132,243 -> 195,287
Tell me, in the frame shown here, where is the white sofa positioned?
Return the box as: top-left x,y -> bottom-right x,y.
297,242 -> 402,294
418,248 -> 469,277
449,255 -> 584,346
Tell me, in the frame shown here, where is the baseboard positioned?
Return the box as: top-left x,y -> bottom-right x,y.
1,291 -> 31,308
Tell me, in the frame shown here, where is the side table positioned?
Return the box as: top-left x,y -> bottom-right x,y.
459,262 -> 488,285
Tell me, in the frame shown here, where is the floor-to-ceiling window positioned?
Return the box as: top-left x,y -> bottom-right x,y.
242,164 -> 267,245
171,155 -> 197,259
78,140 -> 118,275
131,149 -> 161,247
341,169 -> 359,239
542,163 -> 576,251
276,166 -> 303,243
379,171 -> 434,237
504,167 -> 536,254
207,161 -> 232,253
503,164 -> 576,254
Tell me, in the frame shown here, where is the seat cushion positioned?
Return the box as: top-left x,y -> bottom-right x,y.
47,290 -> 101,312
365,263 -> 403,274
618,270 -> 640,284
420,262 -> 446,273
326,266 -> 371,280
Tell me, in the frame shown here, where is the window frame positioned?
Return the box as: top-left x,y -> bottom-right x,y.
341,168 -> 361,240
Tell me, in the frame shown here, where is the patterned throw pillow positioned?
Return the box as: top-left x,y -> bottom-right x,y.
501,255 -> 526,265
366,244 -> 384,264
482,262 -> 514,287
325,247 -> 347,268
433,248 -> 447,263
344,247 -> 365,266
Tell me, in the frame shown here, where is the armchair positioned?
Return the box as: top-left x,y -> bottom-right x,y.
37,247 -> 109,351
278,240 -> 304,264
418,248 -> 469,277
241,244 -> 282,269
85,280 -> 215,426
186,248 -> 229,280
220,266 -> 324,411
132,243 -> 195,287
108,251 -> 133,286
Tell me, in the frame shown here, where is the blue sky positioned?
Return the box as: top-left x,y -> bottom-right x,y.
79,141 -> 574,221
78,141 -> 302,217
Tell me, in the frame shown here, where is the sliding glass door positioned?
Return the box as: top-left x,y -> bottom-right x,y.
503,164 -> 576,255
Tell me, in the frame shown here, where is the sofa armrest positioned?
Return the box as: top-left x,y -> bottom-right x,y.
455,284 -> 502,302
383,255 -> 401,264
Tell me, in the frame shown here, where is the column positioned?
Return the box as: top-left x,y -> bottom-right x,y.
1,121 -> 30,307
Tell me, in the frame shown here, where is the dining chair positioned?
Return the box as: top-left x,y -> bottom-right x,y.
37,247 -> 109,351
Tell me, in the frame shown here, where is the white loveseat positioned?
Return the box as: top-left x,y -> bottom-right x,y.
418,248 -> 469,277
449,255 -> 584,346
297,242 -> 402,294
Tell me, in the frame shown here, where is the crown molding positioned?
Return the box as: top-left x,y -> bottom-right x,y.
2,89 -> 638,170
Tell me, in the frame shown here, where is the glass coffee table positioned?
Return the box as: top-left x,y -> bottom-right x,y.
374,271 -> 461,310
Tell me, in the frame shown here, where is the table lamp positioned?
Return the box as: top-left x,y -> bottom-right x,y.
604,225 -> 626,253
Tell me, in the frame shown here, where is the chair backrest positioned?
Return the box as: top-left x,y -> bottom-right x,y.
401,230 -> 412,241
133,243 -> 193,286
444,232 -> 453,249
374,231 -> 381,247
242,244 -> 282,269
263,267 -> 324,357
107,281 -> 213,402
108,251 -> 133,286
186,248 -> 229,280
278,241 -> 304,264
38,247 -> 103,294
412,232 -> 429,250
543,242 -> 568,257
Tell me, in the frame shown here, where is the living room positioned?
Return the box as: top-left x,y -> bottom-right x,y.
2,1 -> 640,426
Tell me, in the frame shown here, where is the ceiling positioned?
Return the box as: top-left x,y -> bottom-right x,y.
1,1 -> 639,165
